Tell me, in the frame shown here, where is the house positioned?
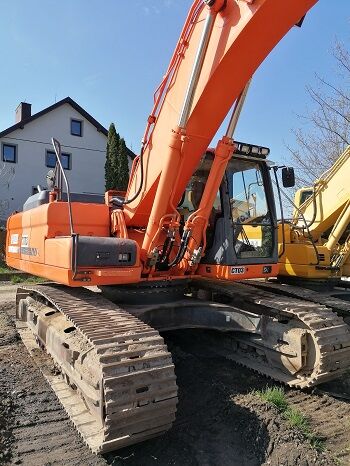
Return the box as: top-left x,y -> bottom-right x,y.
0,97 -> 134,226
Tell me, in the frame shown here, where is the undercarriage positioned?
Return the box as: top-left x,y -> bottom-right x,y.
16,279 -> 350,452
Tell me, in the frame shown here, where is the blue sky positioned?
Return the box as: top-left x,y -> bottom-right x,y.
0,0 -> 349,163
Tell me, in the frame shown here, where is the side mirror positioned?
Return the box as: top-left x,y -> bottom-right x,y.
282,167 -> 295,188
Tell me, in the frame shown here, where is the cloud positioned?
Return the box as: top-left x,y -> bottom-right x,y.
140,0 -> 176,16
142,5 -> 160,15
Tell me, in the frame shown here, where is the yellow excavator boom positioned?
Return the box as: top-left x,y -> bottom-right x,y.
279,146 -> 350,281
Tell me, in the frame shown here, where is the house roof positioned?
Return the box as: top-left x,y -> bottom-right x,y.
0,97 -> 136,159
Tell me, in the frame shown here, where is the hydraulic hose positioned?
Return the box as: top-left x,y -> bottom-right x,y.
168,229 -> 191,268
276,182 -> 320,266
292,183 -> 318,231
111,146 -> 144,206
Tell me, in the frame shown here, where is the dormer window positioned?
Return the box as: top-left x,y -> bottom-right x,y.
71,119 -> 83,137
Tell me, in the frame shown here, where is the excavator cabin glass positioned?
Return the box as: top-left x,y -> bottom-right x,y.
228,158 -> 275,260
180,151 -> 277,266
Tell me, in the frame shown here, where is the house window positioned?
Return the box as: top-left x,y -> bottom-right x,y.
2,143 -> 17,163
46,150 -> 71,170
71,119 -> 83,136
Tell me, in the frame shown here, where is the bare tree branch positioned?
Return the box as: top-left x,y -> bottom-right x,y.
316,74 -> 350,103
307,86 -> 350,124
285,41 -> 350,188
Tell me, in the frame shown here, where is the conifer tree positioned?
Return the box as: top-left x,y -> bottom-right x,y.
116,138 -> 130,191
105,123 -> 120,190
105,123 -> 130,191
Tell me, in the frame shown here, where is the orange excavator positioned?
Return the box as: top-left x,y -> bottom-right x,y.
6,0 -> 350,454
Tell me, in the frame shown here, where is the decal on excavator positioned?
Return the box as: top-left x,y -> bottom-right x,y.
20,247 -> 38,256
20,235 -> 38,256
10,234 -> 19,245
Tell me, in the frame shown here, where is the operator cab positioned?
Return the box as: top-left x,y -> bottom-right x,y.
179,141 -> 277,267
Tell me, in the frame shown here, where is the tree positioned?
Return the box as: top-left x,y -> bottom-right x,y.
105,123 -> 120,191
105,123 -> 130,191
117,138 -> 130,191
286,41 -> 350,187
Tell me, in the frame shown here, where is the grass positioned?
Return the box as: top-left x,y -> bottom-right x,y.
10,275 -> 45,285
0,260 -> 45,284
255,386 -> 325,451
0,265 -> 12,273
256,386 -> 288,411
284,406 -> 309,430
10,275 -> 26,284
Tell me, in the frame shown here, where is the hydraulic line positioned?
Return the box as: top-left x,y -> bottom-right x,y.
158,231 -> 176,269
111,146 -> 145,206
112,1 -> 206,207
292,183 -> 318,231
142,0 -> 204,148
178,10 -> 216,128
277,183 -> 320,266
168,229 -> 191,268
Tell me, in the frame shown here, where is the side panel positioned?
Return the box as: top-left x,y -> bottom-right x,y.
279,243 -> 335,280
6,202 -> 142,286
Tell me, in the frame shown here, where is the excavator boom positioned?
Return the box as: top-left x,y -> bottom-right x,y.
124,0 -> 318,262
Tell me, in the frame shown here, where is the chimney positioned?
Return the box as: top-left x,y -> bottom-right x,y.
15,102 -> 32,123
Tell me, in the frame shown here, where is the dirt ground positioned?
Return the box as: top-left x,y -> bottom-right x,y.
0,284 -> 349,466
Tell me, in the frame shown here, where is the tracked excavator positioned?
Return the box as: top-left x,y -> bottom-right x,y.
6,0 -> 350,454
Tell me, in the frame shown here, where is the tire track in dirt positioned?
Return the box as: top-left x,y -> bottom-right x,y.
286,389 -> 350,465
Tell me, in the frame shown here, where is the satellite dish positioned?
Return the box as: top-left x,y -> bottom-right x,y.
46,169 -> 55,190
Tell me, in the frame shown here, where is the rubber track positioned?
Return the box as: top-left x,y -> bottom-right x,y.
17,285 -> 178,454
193,278 -> 350,388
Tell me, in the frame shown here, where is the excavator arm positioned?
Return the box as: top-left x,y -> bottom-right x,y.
123,0 -> 318,264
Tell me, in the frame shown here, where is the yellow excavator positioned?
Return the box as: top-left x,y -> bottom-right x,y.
279,145 -> 350,283
250,146 -> 350,327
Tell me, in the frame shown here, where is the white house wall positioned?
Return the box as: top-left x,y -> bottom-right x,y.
0,104 -> 107,222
